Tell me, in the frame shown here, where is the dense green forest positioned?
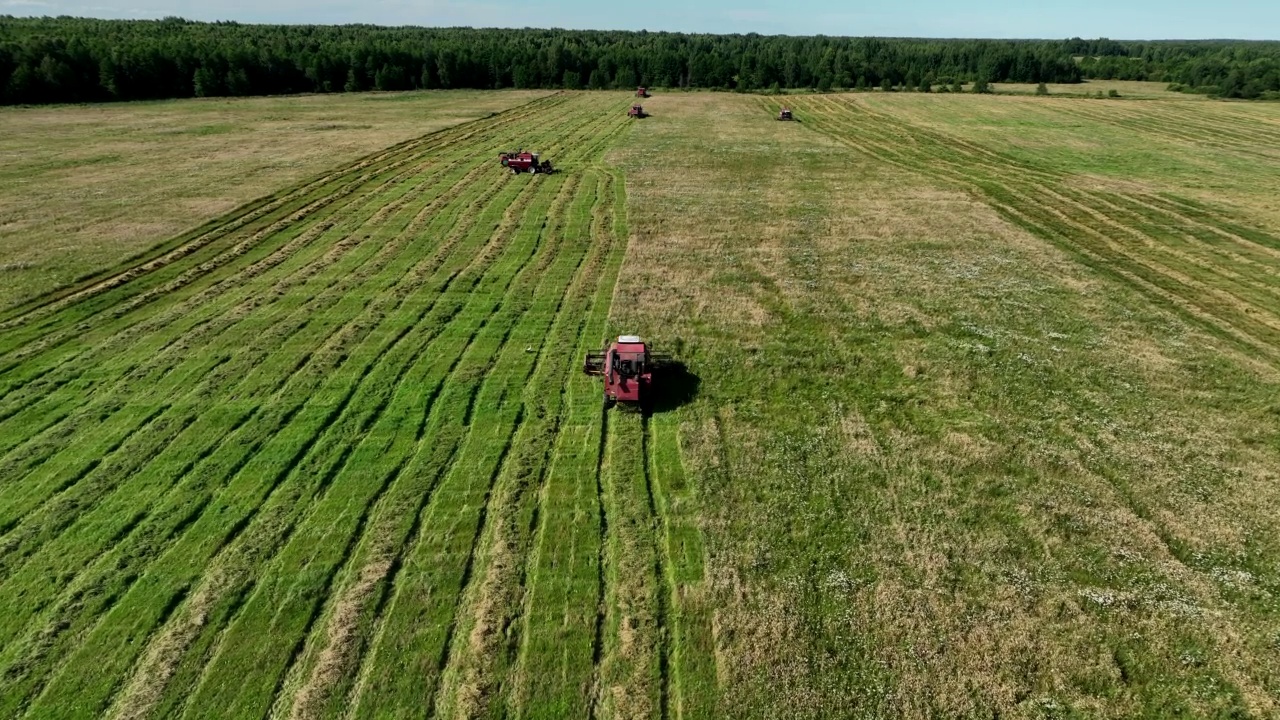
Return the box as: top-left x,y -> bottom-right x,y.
2,16 -> 1278,105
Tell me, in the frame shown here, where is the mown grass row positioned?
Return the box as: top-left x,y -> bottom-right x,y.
0,103 -> 554,483
510,171 -> 629,720
786,95 -> 1280,369
0,94 -> 572,428
0,104 -> 587,597
107,103 -> 631,720
341,111 -> 633,720
0,151 -> 500,549
0,92 -> 643,718
0,92 -> 571,343
424,169 -> 607,720
1052,100 -> 1280,153
778,93 -> 1280,713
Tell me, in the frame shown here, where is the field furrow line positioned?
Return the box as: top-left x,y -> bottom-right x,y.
98,152 -> 561,720
176,105 -> 624,712
0,161 -> 550,714
0,92 -> 573,375
427,173 -> 607,720
0,91 -> 569,336
799,96 -> 1280,364
343,100 -> 633,719
0,96 -> 604,545
0,148 -> 477,474
0,153 -> 485,552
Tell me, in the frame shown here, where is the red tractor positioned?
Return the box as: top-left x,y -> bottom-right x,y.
636,86 -> 649,98
584,335 -> 672,409
628,104 -> 646,119
778,107 -> 793,121
499,150 -> 554,174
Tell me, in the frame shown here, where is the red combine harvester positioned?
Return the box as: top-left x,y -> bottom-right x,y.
584,335 -> 672,409
628,104 -> 646,119
636,86 -> 649,97
499,150 -> 554,174
778,107 -> 793,121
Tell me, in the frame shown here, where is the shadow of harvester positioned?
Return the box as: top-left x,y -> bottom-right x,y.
648,361 -> 700,414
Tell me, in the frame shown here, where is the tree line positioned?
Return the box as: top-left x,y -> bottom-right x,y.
1,16 -> 1277,105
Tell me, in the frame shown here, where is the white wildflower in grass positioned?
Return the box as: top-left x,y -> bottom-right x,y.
1210,568 -> 1256,589
1079,588 -> 1117,608
1155,599 -> 1204,618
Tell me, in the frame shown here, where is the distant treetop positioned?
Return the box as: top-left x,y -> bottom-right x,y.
1,18 -> 1277,104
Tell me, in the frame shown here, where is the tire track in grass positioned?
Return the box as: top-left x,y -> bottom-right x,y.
7,137 -> 563,712
640,416 -> 671,720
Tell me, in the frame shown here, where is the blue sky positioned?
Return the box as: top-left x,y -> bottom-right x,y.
3,0 -> 1278,40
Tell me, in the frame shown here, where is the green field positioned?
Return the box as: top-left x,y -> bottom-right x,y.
1,89 -> 1279,719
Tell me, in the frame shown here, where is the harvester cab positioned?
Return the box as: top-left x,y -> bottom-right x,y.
636,86 -> 649,97
584,335 -> 672,409
629,104 -> 646,118
778,107 -> 793,121
499,150 -> 554,174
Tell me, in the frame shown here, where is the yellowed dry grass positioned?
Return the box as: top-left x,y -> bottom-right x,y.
612,90 -> 1280,718
0,89 -> 549,309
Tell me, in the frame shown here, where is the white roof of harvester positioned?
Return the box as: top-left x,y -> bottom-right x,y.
618,335 -> 642,344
